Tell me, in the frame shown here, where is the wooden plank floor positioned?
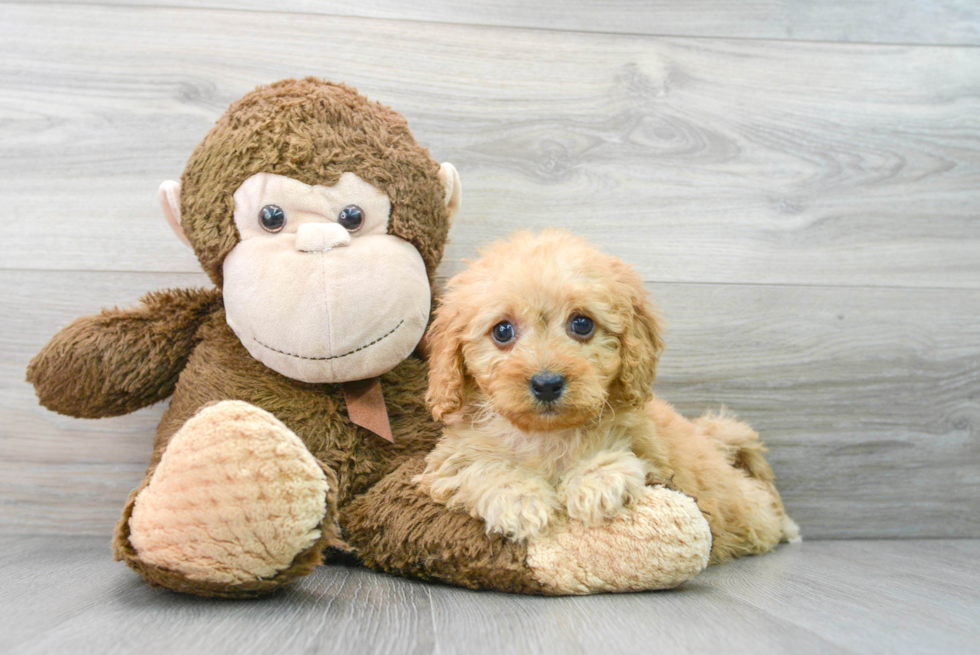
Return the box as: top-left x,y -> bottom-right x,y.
1,536 -> 978,655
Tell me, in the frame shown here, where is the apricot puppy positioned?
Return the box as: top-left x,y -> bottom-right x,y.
418,230 -> 799,562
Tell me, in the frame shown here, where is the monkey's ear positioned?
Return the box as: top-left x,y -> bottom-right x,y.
437,163 -> 462,226
158,180 -> 192,247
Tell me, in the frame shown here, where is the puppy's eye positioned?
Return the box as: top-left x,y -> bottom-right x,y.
259,204 -> 286,232
338,204 -> 364,232
491,321 -> 515,345
568,315 -> 595,339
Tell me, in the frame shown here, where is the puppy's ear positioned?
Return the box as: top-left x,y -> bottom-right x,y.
425,303 -> 468,421
618,281 -> 665,409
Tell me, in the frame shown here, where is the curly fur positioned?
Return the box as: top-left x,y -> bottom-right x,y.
419,230 -> 799,560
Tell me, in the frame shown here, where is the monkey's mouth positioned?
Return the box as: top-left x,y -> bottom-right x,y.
252,320 -> 404,361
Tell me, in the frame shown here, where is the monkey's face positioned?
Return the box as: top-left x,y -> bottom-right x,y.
221,172 -> 431,383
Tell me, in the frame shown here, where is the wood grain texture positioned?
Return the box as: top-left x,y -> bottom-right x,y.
4,269 -> 978,538
1,4 -> 979,288
1,536 -> 978,654
16,0 -> 980,45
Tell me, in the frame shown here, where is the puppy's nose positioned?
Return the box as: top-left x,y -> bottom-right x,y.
295,222 -> 351,252
530,373 -> 565,402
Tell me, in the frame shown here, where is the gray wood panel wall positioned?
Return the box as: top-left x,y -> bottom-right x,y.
1,2 -> 977,539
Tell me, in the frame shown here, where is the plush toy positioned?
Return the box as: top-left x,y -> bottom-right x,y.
27,78 -> 711,597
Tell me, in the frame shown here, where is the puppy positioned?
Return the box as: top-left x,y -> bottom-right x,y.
418,230 -> 799,562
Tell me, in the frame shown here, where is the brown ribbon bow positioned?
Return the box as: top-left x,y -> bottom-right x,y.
342,377 -> 394,443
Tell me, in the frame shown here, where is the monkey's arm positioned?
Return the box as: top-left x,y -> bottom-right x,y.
27,287 -> 222,418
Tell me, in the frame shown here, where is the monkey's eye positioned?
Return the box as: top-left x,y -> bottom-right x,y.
491,321 -> 516,345
568,315 -> 595,339
338,204 -> 364,232
259,204 -> 286,232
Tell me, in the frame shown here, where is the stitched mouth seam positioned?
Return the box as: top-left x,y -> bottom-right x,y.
254,320 -> 404,361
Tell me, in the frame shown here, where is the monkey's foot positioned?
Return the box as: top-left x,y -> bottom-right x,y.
118,400 -> 340,597
526,485 -> 711,593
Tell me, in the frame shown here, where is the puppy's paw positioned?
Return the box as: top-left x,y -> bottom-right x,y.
476,485 -> 559,542
558,452 -> 648,526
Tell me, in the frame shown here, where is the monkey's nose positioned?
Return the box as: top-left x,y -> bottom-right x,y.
295,222 -> 351,252
530,373 -> 565,402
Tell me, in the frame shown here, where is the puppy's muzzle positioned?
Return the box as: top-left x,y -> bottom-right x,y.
529,372 -> 565,403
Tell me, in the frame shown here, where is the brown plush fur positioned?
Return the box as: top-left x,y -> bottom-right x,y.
27,78 -> 557,597
27,288 -> 221,418
343,459 -> 550,594
180,78 -> 450,287
144,312 -> 441,505
419,230 -> 798,563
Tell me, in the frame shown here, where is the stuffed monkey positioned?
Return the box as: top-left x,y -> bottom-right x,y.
28,78 -> 711,597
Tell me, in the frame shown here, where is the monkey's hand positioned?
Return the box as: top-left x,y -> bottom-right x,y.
27,287 -> 221,418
